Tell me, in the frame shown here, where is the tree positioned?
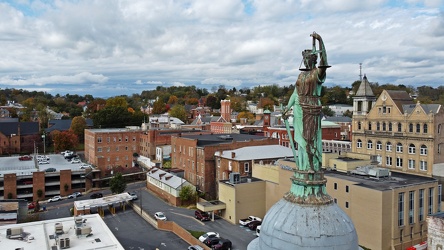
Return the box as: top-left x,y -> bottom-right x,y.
322,106 -> 335,117
93,106 -> 133,128
168,105 -> 187,122
152,98 -> 166,114
167,95 -> 178,104
53,130 -> 79,151
109,173 -> 127,194
70,116 -> 87,142
179,185 -> 195,201
106,96 -> 128,108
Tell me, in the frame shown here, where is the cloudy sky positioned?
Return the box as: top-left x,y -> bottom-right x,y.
0,0 -> 443,98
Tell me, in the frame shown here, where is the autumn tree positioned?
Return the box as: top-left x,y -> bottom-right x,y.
169,105 -> 187,122
152,98 -> 166,114
70,116 -> 87,142
106,96 -> 128,108
167,95 -> 178,104
53,130 -> 79,151
186,98 -> 199,105
237,111 -> 255,124
259,97 -> 275,111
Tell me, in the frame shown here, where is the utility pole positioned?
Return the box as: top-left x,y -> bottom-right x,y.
41,134 -> 46,155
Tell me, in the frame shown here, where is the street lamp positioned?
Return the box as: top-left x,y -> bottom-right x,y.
41,134 -> 46,155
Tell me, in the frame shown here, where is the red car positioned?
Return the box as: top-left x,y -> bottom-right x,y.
18,155 -> 32,161
28,202 -> 36,209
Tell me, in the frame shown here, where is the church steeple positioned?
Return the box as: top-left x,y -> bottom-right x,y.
353,74 -> 376,116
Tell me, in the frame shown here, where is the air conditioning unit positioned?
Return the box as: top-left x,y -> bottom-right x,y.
229,172 -> 240,184
58,236 -> 70,249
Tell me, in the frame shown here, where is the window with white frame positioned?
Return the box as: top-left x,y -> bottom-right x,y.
408,144 -> 416,154
386,156 -> 392,166
119,137 -> 122,142
420,145 -> 427,155
357,139 -> 362,148
408,159 -> 415,169
396,157 -> 403,167
423,124 -> 428,133
98,147 -> 102,152
376,141 -> 382,150
367,140 -> 373,149
416,124 -> 421,133
420,160 -> 427,171
125,136 -> 128,142
386,142 -> 392,151
398,192 -> 404,226
396,143 -> 403,153
107,147 -> 110,152
244,162 -> 250,173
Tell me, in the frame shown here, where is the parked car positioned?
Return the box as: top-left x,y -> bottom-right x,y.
80,164 -> 91,169
61,150 -> 73,155
195,210 -> 210,221
247,220 -> 262,230
38,160 -> 50,164
36,155 -> 50,161
212,238 -> 232,250
256,225 -> 261,237
70,159 -> 81,164
199,232 -> 220,242
21,180 -> 33,185
68,192 -> 82,199
28,202 -> 36,209
203,237 -> 221,248
45,168 -> 57,172
65,154 -> 77,160
90,193 -> 103,199
18,155 -> 32,161
239,215 -> 261,226
187,245 -> 204,250
48,196 -> 62,202
154,212 -> 167,221
127,192 -> 138,200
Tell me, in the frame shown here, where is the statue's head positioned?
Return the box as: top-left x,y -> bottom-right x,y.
302,49 -> 317,69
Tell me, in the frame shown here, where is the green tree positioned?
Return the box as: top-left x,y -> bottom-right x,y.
179,185 -> 195,201
168,105 -> 187,122
109,173 -> 127,194
152,98 -> 166,114
93,106 -> 133,128
106,96 -> 128,108
322,106 -> 335,117
70,116 -> 87,142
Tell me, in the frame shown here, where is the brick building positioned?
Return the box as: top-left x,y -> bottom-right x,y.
171,133 -> 279,199
0,121 -> 40,155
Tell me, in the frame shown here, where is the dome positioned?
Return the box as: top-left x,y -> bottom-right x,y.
248,198 -> 359,250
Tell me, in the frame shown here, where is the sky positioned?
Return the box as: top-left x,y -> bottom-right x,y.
0,0 -> 443,98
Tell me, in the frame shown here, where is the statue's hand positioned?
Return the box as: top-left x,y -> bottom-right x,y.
310,32 -> 322,40
282,109 -> 289,120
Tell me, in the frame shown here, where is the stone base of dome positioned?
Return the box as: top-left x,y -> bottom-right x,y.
247,198 -> 359,250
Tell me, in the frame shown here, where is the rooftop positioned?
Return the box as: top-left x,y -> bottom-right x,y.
0,214 -> 124,250
74,193 -> 133,210
179,133 -> 270,147
215,145 -> 293,161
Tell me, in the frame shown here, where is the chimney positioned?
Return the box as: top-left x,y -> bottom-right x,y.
231,152 -> 236,158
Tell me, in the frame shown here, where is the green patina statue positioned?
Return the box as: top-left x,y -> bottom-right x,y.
282,32 -> 333,204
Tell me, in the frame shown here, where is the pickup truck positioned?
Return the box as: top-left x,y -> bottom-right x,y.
239,215 -> 261,226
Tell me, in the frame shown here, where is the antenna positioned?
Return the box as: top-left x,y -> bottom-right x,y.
359,63 -> 362,81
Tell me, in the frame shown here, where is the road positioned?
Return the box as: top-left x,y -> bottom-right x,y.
40,181 -> 257,249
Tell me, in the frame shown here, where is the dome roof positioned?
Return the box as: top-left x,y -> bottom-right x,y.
248,198 -> 359,250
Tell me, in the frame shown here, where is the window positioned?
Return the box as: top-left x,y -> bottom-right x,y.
116,146 -> 119,152
107,137 -> 110,143
398,123 -> 402,132
376,141 -> 382,150
113,137 -> 116,142
368,122 -> 372,130
386,142 -> 392,151
334,198 -> 337,203
377,122 -> 380,131
389,122 -> 393,131
416,124 -> 421,133
98,147 -> 102,152
396,157 -> 403,167
383,106 -> 387,113
125,146 -> 128,151
357,139 -> 362,148
98,137 -> 102,143
398,193 -> 404,226
334,183 -> 338,190
346,185 -> 349,193
408,144 -> 416,154
116,156 -> 119,161
133,137 -> 136,142
358,122 -> 361,130
386,156 -> 392,166
439,185 -> 442,213
396,143 -> 403,153
420,160 -> 427,171
382,122 -> 386,131
439,124 -> 442,134
367,140 -> 373,149
409,191 -> 414,224
244,162 -> 250,173
428,187 -> 434,215
409,123 -> 413,133
345,202 -> 349,208
107,147 -> 110,152
420,145 -> 427,155
125,136 -> 128,142
419,189 -> 424,221
423,124 -> 428,133
408,159 -> 415,169
119,137 -> 122,142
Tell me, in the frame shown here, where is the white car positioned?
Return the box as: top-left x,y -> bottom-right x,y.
38,160 -> 50,164
154,212 -> 167,221
80,164 -> 91,169
48,195 -> 62,202
198,232 -> 220,242
71,159 -> 81,164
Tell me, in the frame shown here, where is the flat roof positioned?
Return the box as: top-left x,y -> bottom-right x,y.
86,128 -> 140,133
0,154 -> 89,177
215,145 -> 293,161
74,193 -> 133,210
0,214 -> 124,250
325,169 -> 437,191
178,133 -> 269,147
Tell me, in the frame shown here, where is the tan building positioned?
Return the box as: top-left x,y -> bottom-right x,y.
218,155 -> 442,250
84,128 -> 141,175
351,76 -> 444,176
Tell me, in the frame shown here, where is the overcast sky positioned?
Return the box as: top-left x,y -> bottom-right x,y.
0,0 -> 443,98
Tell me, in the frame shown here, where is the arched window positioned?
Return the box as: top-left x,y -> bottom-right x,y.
423,124 -> 428,134
409,123 -> 413,133
396,143 -> 403,153
368,122 -> 372,130
416,124 -> 421,133
420,145 -> 427,155
409,144 -> 416,154
377,122 -> 380,131
383,122 -> 386,131
389,122 -> 393,132
376,141 -> 382,150
367,140 -> 373,149
386,142 -> 392,151
357,139 -> 362,148
398,123 -> 402,132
